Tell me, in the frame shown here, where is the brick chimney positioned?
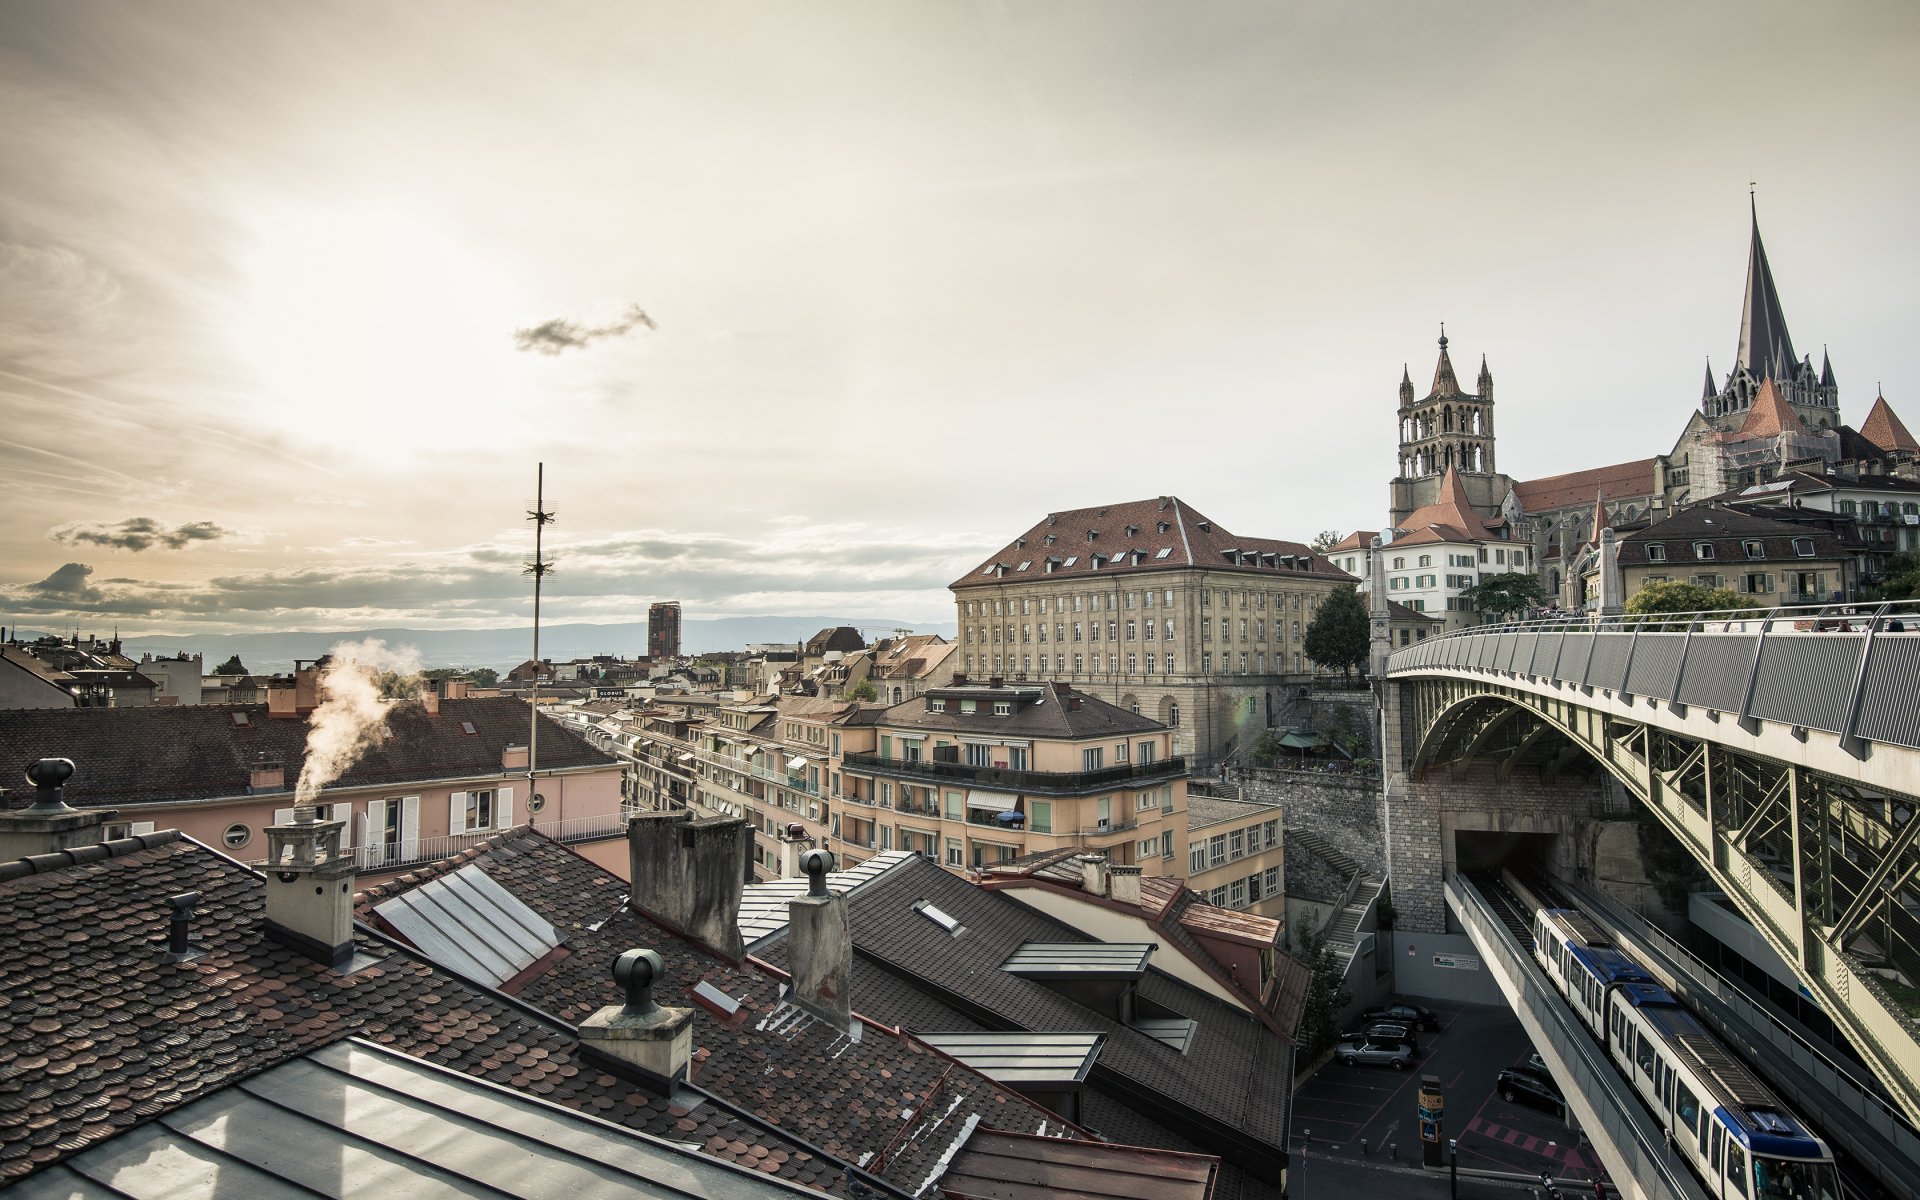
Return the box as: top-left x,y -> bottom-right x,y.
247,756 -> 286,794
0,759 -> 114,860
261,806 -> 357,969
626,810 -> 752,960
787,849 -> 852,1031
1109,864 -> 1143,906
578,949 -> 693,1086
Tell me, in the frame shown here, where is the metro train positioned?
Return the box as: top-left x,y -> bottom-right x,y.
1532,907 -> 1842,1199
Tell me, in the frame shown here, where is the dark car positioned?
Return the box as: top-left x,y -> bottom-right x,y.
1339,1021 -> 1417,1052
1339,1039 -> 1413,1070
1362,1002 -> 1437,1031
1497,1065 -> 1563,1112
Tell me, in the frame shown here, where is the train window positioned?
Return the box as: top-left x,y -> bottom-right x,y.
1711,1124 -> 1723,1172
1634,1030 -> 1656,1076
1675,1083 -> 1699,1130
1726,1143 -> 1748,1196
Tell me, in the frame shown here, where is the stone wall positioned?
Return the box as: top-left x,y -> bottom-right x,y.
1232,768 -> 1385,879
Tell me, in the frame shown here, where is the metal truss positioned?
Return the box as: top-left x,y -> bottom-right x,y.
1405,676 -> 1920,1127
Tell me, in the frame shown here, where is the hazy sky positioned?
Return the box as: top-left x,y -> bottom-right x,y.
4,1 -> 1917,639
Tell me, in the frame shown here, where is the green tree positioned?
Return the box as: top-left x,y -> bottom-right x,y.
1303,586 -> 1369,683
844,678 -> 878,702
422,666 -> 500,688
214,654 -> 247,676
1294,922 -> 1353,1055
1624,580 -> 1756,616
1864,552 -> 1920,602
1310,529 -> 1345,554
467,667 -> 500,688
1461,570 -> 1546,619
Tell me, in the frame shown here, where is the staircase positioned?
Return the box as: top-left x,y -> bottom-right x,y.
1322,877 -> 1380,960
1290,828 -> 1362,880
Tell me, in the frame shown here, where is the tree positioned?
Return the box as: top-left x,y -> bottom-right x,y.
1303,586 -> 1369,683
1294,922 -> 1353,1056
214,654 -> 247,676
467,667 -> 500,688
422,666 -> 501,688
844,678 -> 878,702
1309,529 -> 1345,553
1624,580 -> 1756,616
1461,570 -> 1546,619
1864,552 -> 1920,602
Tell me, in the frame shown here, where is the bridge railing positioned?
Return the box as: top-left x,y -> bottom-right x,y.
1387,598 -> 1920,752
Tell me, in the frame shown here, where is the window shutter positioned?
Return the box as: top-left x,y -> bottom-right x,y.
131,821 -> 158,836
449,792 -> 468,835
498,786 -> 514,830
400,796 -> 420,858
274,808 -> 296,828
329,803 -> 353,849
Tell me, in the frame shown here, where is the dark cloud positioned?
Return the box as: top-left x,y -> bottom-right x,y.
49,516 -> 236,552
27,562 -> 103,599
513,303 -> 656,355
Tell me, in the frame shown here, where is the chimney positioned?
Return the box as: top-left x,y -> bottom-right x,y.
502,744 -> 529,772
164,890 -> 203,963
421,687 -> 440,717
1077,853 -> 1111,897
777,821 -> 812,879
443,677 -> 469,700
293,661 -> 322,712
261,806 -> 357,969
626,810 -> 751,960
787,849 -> 852,1031
267,685 -> 299,719
0,758 -> 115,860
1109,865 -> 1143,906
248,756 -> 286,794
578,948 -> 694,1086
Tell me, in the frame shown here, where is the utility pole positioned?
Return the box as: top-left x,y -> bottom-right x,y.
525,464 -> 555,821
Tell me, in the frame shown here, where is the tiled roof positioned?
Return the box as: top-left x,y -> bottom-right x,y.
954,496 -> 1346,589
739,850 -> 916,947
767,856 -> 1294,1185
0,832 -> 840,1193
1511,458 -> 1659,514
0,697 -> 616,808
1384,599 -> 1441,624
1391,467 -> 1500,547
1325,530 -> 1377,554
1861,394 -> 1920,454
356,831 -> 1093,1195
1,647 -> 74,697
1616,506 -> 1846,567
1736,378 -> 1802,438
877,683 -> 1163,740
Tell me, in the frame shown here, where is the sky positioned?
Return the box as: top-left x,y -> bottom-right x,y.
3,1 -> 1918,642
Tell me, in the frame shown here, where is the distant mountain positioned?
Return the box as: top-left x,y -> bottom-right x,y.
20,617 -> 956,675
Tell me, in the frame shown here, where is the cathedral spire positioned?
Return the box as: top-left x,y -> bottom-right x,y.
1430,326 -> 1458,395
1399,363 -> 1415,406
1736,193 -> 1797,379
1702,358 -> 1717,401
1820,346 -> 1835,389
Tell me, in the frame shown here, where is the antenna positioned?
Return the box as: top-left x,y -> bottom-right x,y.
524,463 -> 556,810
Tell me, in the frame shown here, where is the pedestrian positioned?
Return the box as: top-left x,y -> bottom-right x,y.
1593,1179 -> 1606,1200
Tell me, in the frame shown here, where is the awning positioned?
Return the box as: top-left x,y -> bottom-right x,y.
676,752 -> 696,763
966,790 -> 1019,813
1276,730 -> 1328,750
788,756 -> 808,770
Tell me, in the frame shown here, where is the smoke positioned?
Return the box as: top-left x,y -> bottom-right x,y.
50,516 -> 236,552
293,638 -> 424,804
513,302 -> 656,355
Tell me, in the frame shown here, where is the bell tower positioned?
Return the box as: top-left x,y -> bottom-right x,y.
1390,328 -> 1504,527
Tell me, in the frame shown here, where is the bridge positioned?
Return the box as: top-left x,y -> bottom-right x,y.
1381,602 -> 1920,1128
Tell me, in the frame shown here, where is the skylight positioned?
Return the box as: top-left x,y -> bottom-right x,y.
1155,547 -> 1172,559
1063,556 -> 1078,566
914,900 -> 966,936
373,864 -> 561,988
230,712 -> 251,727
460,721 -> 478,735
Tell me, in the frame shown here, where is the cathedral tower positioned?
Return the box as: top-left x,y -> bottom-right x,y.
1701,198 -> 1840,431
1389,329 -> 1510,528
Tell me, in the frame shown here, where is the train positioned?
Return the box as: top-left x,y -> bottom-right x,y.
1531,906 -> 1842,1199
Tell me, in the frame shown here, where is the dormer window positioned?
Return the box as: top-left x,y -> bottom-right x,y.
1087,529 -> 1099,543
1157,521 -> 1171,534
1694,543 -> 1716,561
1646,544 -> 1667,562
1743,540 -> 1766,559
993,701 -> 1011,716
1794,538 -> 1815,557
930,698 -> 946,713
960,699 -> 978,714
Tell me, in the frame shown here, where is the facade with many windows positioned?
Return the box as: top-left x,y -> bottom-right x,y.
950,496 -> 1351,767
1185,794 -> 1286,919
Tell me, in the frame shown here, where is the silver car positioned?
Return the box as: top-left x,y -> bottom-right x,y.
1339,1039 -> 1412,1070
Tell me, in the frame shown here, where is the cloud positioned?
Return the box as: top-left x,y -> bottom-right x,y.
26,562 -> 104,600
49,517 -> 237,552
513,302 -> 657,355
0,243 -> 125,374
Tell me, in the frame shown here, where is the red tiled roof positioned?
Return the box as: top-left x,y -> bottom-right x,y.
1392,467 -> 1498,547
1511,458 -> 1658,513
954,496 -> 1346,589
1326,530 -> 1377,554
1861,394 -> 1920,454
1737,378 -> 1802,438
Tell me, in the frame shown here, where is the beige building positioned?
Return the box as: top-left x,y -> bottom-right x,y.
951,495 -> 1350,767
1582,504 -> 1853,608
1184,794 -> 1286,919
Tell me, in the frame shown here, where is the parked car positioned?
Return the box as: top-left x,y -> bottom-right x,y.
1362,1002 -> 1437,1031
1498,1064 -> 1564,1112
1339,1021 -> 1418,1052
1340,1039 -> 1413,1070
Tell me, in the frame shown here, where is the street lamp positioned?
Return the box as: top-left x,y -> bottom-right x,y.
1448,1138 -> 1458,1199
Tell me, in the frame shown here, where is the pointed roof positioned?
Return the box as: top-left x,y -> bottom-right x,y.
1819,347 -> 1836,389
1588,488 -> 1610,546
1702,359 -> 1717,401
1394,466 -> 1497,545
1477,353 -> 1492,382
1736,378 -> 1802,438
1430,329 -> 1459,395
1861,393 -> 1920,454
1735,198 -> 1797,378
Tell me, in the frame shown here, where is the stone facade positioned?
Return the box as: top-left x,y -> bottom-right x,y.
1232,768 -> 1385,881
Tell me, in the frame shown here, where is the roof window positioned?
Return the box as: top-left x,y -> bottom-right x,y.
1794,538 -> 1815,557
914,900 -> 966,936
1743,540 -> 1766,559
1062,556 -> 1078,567
373,864 -> 562,989
460,721 -> 478,735
1646,543 -> 1667,562
1694,543 -> 1716,560
1016,561 -> 1031,572
230,711 -> 250,727
1154,547 -> 1172,559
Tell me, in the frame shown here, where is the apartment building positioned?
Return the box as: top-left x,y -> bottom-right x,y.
951,496 -> 1350,766
1184,794 -> 1286,919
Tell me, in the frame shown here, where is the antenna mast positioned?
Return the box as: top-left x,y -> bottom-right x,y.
525,463 -> 556,818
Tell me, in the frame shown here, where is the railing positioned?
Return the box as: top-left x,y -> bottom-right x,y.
1388,598 -> 1920,752
842,752 -> 1187,794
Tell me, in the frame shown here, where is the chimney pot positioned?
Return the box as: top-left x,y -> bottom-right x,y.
787,849 -> 853,1031
578,945 -> 695,1085
165,890 -> 202,961
0,758 -> 112,860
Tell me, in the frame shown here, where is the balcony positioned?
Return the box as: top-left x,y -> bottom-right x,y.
841,753 -> 1186,796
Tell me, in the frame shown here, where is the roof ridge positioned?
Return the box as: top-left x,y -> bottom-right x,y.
0,829 -> 182,883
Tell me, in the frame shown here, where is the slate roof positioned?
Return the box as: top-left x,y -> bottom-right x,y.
1616,506 -> 1847,567
1511,458 -> 1659,514
1734,203 -> 1798,377
757,855 -> 1294,1197
876,683 -> 1164,740
0,832 -> 842,1193
354,831 -> 1100,1196
954,496 -> 1345,589
1861,394 -> 1920,454
0,697 -> 616,808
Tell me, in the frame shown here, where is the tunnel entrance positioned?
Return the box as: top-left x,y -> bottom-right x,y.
1453,829 -> 1555,878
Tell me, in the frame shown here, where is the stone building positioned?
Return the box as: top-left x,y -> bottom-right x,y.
950,495 -> 1351,766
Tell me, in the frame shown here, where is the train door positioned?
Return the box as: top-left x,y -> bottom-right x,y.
1671,1080 -> 1703,1176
